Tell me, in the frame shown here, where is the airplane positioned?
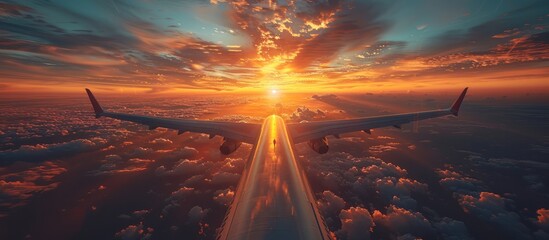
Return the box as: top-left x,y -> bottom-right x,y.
85,87 -> 468,240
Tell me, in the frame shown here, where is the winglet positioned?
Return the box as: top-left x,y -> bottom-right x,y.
450,87 -> 468,116
85,88 -> 104,117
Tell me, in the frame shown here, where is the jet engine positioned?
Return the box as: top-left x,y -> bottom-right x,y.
219,138 -> 242,155
307,137 -> 329,154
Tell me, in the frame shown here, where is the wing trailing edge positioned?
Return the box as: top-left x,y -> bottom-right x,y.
288,88 -> 469,144
84,89 -> 261,144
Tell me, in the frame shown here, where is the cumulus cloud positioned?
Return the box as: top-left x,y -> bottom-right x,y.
213,188 -> 235,206
368,144 -> 397,154
210,171 -> 241,186
89,156 -> 154,176
433,217 -> 472,240
375,177 -> 427,209
187,205 -> 208,224
115,222 -> 153,240
155,159 -> 213,177
170,186 -> 195,198
0,137 -> 107,162
372,205 -> 435,239
125,147 -> 153,158
150,138 -> 173,145
437,168 -> 534,239
318,190 -> 346,220
160,186 -> 196,217
131,209 -> 150,219
218,157 -> 245,173
0,161 -> 66,207
437,168 -> 484,196
290,107 -> 326,122
157,146 -> 199,161
459,192 -> 532,239
360,163 -> 407,180
337,207 -> 375,240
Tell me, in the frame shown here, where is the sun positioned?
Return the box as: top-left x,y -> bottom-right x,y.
271,89 -> 278,94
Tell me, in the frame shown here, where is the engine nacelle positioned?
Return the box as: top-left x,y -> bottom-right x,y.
219,138 -> 242,155
307,137 -> 329,154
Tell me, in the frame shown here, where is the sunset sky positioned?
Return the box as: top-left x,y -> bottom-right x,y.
1,0 -> 548,94
2,2 -> 549,239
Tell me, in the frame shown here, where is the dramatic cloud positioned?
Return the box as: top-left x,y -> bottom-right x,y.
317,190 -> 346,220
0,1 -> 547,92
375,177 -> 428,210
337,207 -> 375,240
372,205 -> 436,239
0,161 -> 66,208
437,168 -> 535,239
459,192 -> 532,239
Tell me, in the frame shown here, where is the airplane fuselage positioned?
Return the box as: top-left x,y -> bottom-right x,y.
217,115 -> 332,240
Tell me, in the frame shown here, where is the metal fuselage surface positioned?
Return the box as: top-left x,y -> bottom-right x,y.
218,115 -> 331,240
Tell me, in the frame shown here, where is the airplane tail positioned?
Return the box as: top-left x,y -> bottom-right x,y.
450,87 -> 468,116
85,88 -> 104,118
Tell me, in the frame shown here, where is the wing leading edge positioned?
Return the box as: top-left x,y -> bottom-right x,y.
85,89 -> 261,144
287,88 -> 468,143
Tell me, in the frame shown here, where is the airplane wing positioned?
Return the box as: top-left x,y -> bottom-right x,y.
85,89 -> 261,144
287,88 -> 468,144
